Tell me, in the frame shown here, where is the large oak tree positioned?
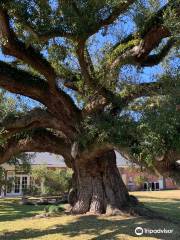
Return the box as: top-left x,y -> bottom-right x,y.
0,0 -> 179,214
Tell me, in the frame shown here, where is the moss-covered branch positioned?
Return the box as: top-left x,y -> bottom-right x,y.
104,1 -> 178,71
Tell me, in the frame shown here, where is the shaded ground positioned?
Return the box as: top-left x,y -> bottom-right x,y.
0,198 -> 48,222
133,190 -> 180,221
0,190 -> 179,240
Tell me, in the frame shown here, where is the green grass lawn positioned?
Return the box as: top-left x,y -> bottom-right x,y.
133,190 -> 180,222
0,190 -> 180,240
0,198 -> 47,222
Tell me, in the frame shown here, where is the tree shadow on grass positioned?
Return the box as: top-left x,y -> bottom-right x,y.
143,201 -> 180,222
131,194 -> 180,222
0,200 -> 48,222
1,215 -> 179,240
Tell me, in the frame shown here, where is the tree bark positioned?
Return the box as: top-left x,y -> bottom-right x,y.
69,150 -> 135,215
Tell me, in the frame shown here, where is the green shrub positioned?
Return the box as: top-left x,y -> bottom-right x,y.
134,175 -> 148,186
31,166 -> 72,196
45,205 -> 64,214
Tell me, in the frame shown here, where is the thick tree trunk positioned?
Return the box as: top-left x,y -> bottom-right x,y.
68,150 -> 136,215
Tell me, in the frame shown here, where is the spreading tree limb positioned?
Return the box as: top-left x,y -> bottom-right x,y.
0,108 -> 75,139
105,1 -> 179,71
0,61 -> 49,104
0,7 -> 57,88
0,61 -> 81,125
86,0 -> 136,38
0,129 -> 72,166
84,79 -> 177,114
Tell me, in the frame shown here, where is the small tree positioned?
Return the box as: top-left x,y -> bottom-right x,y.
134,175 -> 148,190
31,166 -> 72,196
0,167 -> 6,195
0,166 -> 15,196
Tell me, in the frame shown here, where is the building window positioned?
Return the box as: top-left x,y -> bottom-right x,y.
22,176 -> 28,191
7,177 -> 14,193
15,177 -> 20,193
144,182 -> 160,191
155,182 -> 159,190
151,182 -> 155,191
144,182 -> 148,191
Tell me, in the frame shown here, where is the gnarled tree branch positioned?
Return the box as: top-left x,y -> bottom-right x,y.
120,81 -> 166,107
141,38 -> 175,67
105,1 -> 179,71
0,61 -> 49,104
86,0 -> 135,38
0,7 -> 57,88
108,26 -> 170,71
83,2 -> 178,114
0,60 -> 81,131
84,77 -> 177,115
0,108 -> 75,139
0,129 -> 72,166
